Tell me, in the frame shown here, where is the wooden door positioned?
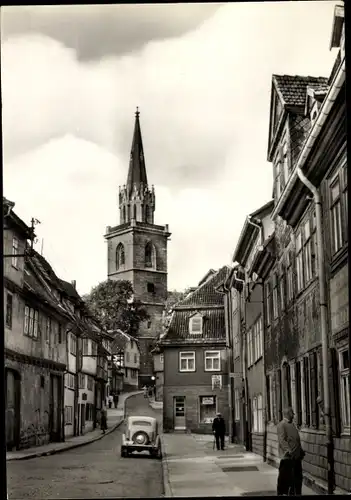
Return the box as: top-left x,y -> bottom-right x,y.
5,369 -> 20,450
174,396 -> 186,429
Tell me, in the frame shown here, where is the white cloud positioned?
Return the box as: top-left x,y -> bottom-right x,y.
2,1 -> 338,294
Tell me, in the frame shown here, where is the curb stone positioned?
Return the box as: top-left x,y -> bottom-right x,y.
7,391 -> 143,462
160,435 -> 173,498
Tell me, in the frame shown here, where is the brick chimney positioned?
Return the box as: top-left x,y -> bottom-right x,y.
71,280 -> 76,289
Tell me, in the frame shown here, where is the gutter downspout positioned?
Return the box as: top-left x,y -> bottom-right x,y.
234,271 -> 249,450
296,168 -> 334,494
223,281 -> 235,443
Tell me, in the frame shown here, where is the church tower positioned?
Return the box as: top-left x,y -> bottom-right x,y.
105,108 -> 171,387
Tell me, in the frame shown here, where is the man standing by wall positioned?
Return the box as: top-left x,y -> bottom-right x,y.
277,407 -> 305,495
212,412 -> 226,451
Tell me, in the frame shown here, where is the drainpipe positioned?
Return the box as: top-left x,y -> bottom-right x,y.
296,167 -> 334,494
223,279 -> 235,443
234,271 -> 249,450
247,216 -> 263,245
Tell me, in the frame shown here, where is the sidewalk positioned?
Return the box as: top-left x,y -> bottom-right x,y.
6,391 -> 142,462
161,433 -> 317,497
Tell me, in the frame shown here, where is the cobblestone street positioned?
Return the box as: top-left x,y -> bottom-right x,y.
7,394 -> 163,499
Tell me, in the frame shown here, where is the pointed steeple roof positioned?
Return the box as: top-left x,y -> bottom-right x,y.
126,107 -> 148,191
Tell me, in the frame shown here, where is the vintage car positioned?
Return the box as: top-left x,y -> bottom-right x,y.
121,416 -> 162,458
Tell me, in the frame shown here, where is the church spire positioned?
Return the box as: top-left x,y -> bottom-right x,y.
118,108 -> 155,226
126,107 -> 148,191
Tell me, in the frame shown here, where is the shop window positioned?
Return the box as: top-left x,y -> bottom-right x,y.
199,396 -> 217,424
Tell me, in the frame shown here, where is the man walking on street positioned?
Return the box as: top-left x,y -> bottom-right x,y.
212,412 -> 226,451
277,407 -> 305,496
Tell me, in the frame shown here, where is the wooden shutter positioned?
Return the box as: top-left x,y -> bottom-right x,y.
295,361 -> 302,426
329,347 -> 341,437
309,352 -> 318,428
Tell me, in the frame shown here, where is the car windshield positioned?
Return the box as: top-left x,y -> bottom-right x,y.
131,420 -> 152,426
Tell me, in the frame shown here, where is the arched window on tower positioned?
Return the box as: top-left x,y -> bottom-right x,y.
122,206 -> 126,224
145,241 -> 156,269
116,243 -> 125,270
145,205 -> 150,224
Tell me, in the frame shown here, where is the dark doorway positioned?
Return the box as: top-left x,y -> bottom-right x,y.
5,368 -> 21,451
49,374 -> 62,442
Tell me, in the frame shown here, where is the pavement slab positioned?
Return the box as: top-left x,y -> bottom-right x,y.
161,433 -> 318,497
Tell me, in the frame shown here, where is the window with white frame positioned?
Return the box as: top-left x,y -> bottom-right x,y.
87,375 -> 93,391
272,274 -> 278,319
179,351 -> 195,372
79,373 -> 85,389
234,389 -> 240,421
339,347 -> 350,431
91,342 -> 97,356
83,338 -> 89,355
330,175 -> 343,254
330,163 -> 348,255
189,315 -> 203,335
252,397 -> 258,432
12,237 -> 19,268
205,350 -> 221,371
257,394 -> 264,432
296,233 -> 304,292
65,406 -> 73,425
45,317 -> 52,344
24,305 -> 39,338
70,333 -> 77,355
303,220 -> 313,284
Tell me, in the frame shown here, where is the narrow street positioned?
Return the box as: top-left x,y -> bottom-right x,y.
7,394 -> 163,499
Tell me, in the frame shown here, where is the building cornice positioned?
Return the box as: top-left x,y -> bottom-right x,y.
109,268 -> 167,277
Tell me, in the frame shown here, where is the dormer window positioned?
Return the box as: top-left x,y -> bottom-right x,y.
189,313 -> 203,335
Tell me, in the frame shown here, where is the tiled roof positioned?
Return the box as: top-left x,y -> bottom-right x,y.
59,279 -> 82,303
162,266 -> 228,343
31,251 -> 63,291
176,266 -> 229,308
24,265 -> 64,315
273,75 -> 329,107
164,308 -> 225,342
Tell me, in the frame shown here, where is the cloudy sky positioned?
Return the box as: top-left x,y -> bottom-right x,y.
2,2 -> 338,296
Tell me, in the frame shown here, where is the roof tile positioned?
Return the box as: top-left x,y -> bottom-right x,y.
273,75 -> 329,107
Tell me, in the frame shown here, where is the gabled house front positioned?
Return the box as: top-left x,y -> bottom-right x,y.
161,266 -> 230,434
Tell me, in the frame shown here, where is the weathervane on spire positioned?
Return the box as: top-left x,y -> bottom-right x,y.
136,106 -> 140,117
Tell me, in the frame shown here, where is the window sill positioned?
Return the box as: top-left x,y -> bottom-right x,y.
179,370 -> 196,373
204,369 -> 222,373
